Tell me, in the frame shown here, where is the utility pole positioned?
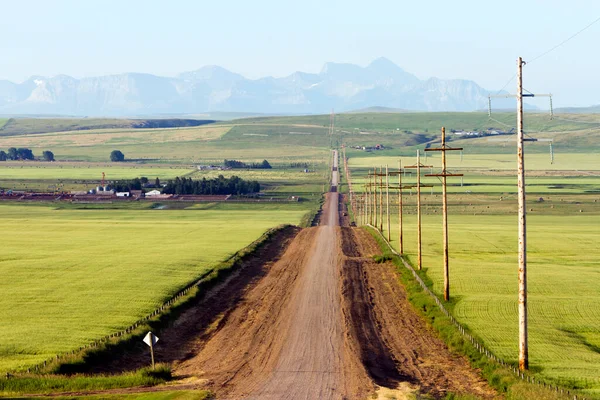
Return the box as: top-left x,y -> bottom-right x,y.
370,169 -> 376,227
398,159 -> 403,254
425,127 -> 463,301
488,57 -> 555,371
404,151 -> 432,270
386,164 -> 391,241
367,181 -> 371,226
416,155 -> 422,269
384,162 -> 407,253
379,166 -> 384,232
516,57 -> 528,372
366,173 -> 370,225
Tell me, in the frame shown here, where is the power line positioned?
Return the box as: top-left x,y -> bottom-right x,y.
489,116 -> 515,130
494,74 -> 517,95
528,15 -> 600,64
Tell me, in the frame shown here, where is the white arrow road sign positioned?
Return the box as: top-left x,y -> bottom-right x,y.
143,331 -> 159,347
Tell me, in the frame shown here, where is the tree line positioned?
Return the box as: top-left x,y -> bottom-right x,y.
112,177 -> 161,192
224,159 -> 272,169
0,148 -> 54,161
163,175 -> 260,195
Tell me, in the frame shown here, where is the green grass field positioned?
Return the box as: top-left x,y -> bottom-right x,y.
0,204 -> 309,373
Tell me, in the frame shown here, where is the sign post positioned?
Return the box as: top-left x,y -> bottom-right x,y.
143,331 -> 159,369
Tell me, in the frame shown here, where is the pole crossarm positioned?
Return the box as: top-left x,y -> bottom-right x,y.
424,147 -> 463,152
489,138 -> 553,142
402,184 -> 433,188
425,173 -> 463,177
368,172 -> 389,176
489,93 -> 551,98
386,184 -> 430,189
404,164 -> 433,169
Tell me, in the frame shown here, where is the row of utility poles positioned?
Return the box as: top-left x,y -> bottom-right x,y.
357,128 -> 459,302
354,56 -> 539,372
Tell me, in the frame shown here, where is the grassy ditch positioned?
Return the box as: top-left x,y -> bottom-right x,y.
0,365 -> 177,395
299,193 -> 325,227
364,226 -> 596,400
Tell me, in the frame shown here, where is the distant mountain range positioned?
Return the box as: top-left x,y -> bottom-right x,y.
0,57 -> 528,116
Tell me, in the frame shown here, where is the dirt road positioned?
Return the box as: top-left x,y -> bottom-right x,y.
171,150 -> 494,398
176,151 -> 369,398
92,150 -> 494,399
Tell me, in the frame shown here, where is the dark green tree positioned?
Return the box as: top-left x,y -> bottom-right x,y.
42,150 -> 55,161
0,151 -> 6,161
7,147 -> 17,160
110,150 -> 125,162
140,176 -> 149,184
17,148 -> 34,160
155,177 -> 161,188
260,159 -> 272,169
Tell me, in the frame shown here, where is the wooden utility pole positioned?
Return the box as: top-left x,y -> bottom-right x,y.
367,176 -> 371,225
404,151 -> 432,270
516,56 -> 528,371
372,170 -> 377,227
425,127 -> 463,301
386,164 -> 391,241
379,166 -> 384,232
416,154 -> 422,269
359,193 -> 363,226
398,159 -> 403,254
488,58 -> 553,371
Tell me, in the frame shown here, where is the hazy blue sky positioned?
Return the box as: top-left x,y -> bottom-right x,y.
1,0 -> 599,107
